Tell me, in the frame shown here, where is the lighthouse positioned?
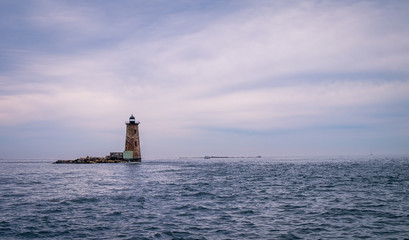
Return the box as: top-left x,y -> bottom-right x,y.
124,115 -> 141,162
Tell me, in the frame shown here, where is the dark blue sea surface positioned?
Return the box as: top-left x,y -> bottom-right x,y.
1,156 -> 409,239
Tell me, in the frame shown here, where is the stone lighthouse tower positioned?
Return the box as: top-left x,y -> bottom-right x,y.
124,114 -> 141,162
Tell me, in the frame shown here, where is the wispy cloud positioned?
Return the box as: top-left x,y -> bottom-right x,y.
1,0 -> 408,158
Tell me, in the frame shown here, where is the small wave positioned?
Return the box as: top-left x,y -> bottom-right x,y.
181,191 -> 215,198
173,204 -> 190,210
277,233 -> 302,239
237,209 -> 255,215
191,205 -> 210,211
70,196 -> 100,204
162,230 -> 191,238
111,195 -> 145,202
105,211 -> 122,216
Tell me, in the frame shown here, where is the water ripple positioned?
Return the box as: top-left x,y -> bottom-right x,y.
0,156 -> 409,239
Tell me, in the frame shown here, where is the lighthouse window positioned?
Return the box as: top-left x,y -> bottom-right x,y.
134,130 -> 136,134
135,141 -> 138,147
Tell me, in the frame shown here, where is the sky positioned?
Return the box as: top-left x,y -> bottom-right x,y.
1,0 -> 409,159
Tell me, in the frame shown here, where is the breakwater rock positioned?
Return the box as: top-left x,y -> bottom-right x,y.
54,156 -> 129,164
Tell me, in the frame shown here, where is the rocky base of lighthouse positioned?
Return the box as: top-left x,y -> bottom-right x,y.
53,156 -> 140,164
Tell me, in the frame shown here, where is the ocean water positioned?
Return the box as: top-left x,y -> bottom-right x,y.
1,156 -> 409,239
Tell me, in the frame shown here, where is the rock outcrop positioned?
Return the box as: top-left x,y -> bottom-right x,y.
53,156 -> 129,164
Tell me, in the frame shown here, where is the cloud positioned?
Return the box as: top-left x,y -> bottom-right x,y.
1,0 -> 409,157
